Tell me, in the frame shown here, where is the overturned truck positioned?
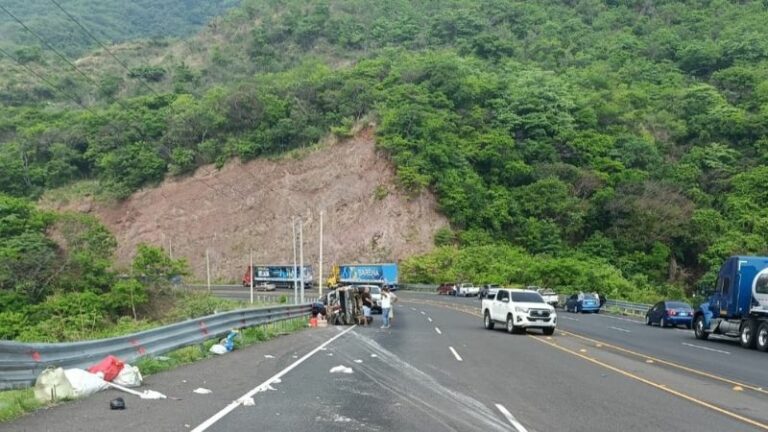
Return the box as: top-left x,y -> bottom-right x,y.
325,286 -> 371,325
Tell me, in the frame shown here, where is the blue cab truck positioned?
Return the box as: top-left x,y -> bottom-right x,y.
242,265 -> 313,289
338,263 -> 398,289
693,256 -> 768,351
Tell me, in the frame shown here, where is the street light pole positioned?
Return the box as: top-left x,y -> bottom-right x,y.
299,218 -> 305,304
292,217 -> 298,305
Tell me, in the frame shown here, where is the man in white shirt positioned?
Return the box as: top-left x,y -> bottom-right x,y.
380,288 -> 392,329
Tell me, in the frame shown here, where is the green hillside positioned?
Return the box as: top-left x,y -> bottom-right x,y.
0,0 -> 241,56
3,0 -> 768,300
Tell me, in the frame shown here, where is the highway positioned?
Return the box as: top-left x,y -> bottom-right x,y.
6,291 -> 768,431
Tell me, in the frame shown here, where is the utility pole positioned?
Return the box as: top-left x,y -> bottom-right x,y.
168,238 -> 173,259
299,218 -> 305,304
292,217 -> 298,305
249,249 -> 254,305
206,248 -> 211,292
319,210 -> 324,298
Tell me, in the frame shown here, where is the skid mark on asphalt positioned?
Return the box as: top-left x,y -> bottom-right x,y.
349,331 -> 519,432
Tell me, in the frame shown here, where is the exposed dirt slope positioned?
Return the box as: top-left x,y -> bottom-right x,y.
58,130 -> 448,282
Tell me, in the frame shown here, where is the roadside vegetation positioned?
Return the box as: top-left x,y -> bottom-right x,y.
3,0 -> 768,302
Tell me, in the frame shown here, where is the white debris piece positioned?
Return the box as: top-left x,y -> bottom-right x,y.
193,388 -> 212,394
264,354 -> 275,359
330,365 -> 353,374
327,353 -> 334,356
273,378 -> 282,384
334,414 -> 352,423
240,397 -> 256,406
354,359 -> 363,364
370,354 -> 378,358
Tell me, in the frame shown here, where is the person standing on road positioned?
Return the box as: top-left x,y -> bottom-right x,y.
388,289 -> 398,326
380,287 -> 392,329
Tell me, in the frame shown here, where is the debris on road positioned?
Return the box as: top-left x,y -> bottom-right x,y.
210,344 -> 228,355
64,369 -> 107,398
354,359 -> 363,363
329,365 -> 353,374
34,367 -> 75,403
110,397 -> 126,410
240,397 -> 256,406
370,354 -> 378,358
264,354 -> 275,359
193,388 -> 212,394
113,364 -> 143,388
108,382 -> 167,400
88,355 -> 125,381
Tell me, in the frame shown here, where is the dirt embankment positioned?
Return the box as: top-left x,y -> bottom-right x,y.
56,130 -> 448,282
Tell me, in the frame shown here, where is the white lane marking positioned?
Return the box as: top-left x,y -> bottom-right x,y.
559,316 -> 579,321
427,317 -> 433,323
595,314 -> 644,324
420,311 -> 426,315
191,325 -> 357,432
435,327 -> 442,335
609,326 -> 631,333
449,346 -> 463,362
682,342 -> 730,355
495,403 -> 529,432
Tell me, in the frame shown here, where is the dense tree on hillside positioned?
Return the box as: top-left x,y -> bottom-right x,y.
2,0 -> 768,297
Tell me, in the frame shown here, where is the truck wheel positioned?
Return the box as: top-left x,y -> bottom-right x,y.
740,320 -> 757,349
756,322 -> 768,352
484,311 -> 495,330
543,327 -> 555,336
506,315 -> 522,334
693,315 -> 709,340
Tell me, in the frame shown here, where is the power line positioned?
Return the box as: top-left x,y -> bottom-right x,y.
0,46 -> 99,116
0,3 -> 141,115
47,0 -> 164,99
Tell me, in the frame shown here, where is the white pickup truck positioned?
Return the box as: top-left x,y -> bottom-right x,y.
482,288 -> 557,335
457,283 -> 480,297
533,287 -> 559,307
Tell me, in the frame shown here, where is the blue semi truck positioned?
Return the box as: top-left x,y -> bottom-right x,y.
242,265 -> 313,289
693,256 -> 768,351
328,263 -> 399,289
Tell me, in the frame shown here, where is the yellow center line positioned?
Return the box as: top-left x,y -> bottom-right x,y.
558,329 -> 768,396
529,336 -> 768,431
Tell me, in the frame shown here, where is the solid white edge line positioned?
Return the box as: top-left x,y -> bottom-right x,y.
435,327 -> 442,335
448,346 -> 463,362
682,342 -> 730,355
495,403 -> 529,432
191,325 -> 358,432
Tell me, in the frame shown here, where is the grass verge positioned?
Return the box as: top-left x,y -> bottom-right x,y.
0,317 -> 309,423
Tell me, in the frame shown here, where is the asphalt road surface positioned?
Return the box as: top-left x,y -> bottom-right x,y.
6,292 -> 767,431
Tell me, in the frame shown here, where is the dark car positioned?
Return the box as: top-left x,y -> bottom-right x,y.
437,283 -> 457,295
645,301 -> 693,328
478,284 -> 500,299
564,293 -> 601,313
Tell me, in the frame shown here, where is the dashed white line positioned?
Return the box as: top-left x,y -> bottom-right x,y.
495,403 -> 529,432
682,342 -> 730,355
420,311 -> 426,315
449,346 -> 463,362
435,327 -> 442,335
559,316 -> 579,321
609,326 -> 631,333
427,317 -> 433,323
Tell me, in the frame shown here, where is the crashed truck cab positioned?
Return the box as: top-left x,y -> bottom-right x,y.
324,285 -> 368,325
694,256 -> 768,349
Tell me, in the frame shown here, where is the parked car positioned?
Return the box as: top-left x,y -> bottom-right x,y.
479,284 -> 500,299
564,293 -> 601,313
437,283 -> 457,295
457,283 -> 480,297
534,287 -> 559,307
645,301 -> 693,328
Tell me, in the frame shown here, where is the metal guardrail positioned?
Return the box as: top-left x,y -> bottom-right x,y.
399,283 -> 439,292
0,304 -> 312,390
605,299 -> 651,316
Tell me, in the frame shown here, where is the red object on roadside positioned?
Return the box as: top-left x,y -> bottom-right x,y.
88,355 -> 125,381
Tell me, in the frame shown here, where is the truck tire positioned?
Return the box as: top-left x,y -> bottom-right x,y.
756,322 -> 768,352
693,315 -> 709,340
543,327 -> 555,336
484,311 -> 495,330
740,320 -> 757,349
